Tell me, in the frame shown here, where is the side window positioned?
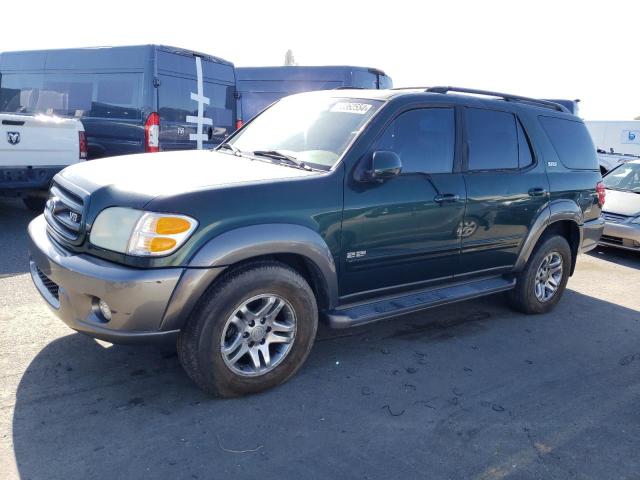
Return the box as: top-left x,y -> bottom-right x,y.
0,72 -> 141,119
539,116 -> 599,170
374,108 -> 455,174
466,108 -> 518,170
517,121 -> 534,168
91,73 -> 141,119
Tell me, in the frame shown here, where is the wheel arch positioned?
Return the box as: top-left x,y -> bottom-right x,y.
161,224 -> 338,331
515,201 -> 583,275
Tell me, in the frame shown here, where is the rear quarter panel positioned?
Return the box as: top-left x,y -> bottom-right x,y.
531,113 -> 603,222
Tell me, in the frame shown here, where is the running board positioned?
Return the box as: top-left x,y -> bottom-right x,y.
325,276 -> 516,329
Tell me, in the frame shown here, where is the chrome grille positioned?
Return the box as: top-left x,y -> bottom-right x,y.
603,212 -> 629,224
44,182 -> 85,244
601,235 -> 624,245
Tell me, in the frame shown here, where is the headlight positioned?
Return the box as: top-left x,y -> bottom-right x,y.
90,207 -> 198,257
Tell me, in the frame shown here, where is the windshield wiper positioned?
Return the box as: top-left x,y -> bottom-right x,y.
252,150 -> 312,171
216,143 -> 242,155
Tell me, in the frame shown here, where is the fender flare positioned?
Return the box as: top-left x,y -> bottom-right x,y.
514,200 -> 583,271
160,224 -> 339,331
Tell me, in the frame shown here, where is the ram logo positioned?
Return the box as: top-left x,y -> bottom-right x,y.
6,132 -> 20,145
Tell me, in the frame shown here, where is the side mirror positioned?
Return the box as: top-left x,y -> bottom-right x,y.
369,151 -> 402,182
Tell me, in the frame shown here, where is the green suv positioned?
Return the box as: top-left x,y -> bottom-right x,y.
28,87 -> 605,396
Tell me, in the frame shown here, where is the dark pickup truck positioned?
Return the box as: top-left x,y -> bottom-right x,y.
28,86 -> 605,397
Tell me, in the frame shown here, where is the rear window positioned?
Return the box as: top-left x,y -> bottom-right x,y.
539,116 -> 598,170
158,74 -> 235,143
240,91 -> 282,121
0,72 -> 141,119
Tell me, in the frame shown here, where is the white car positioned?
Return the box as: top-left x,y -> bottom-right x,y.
1,113 -> 86,210
597,150 -> 639,175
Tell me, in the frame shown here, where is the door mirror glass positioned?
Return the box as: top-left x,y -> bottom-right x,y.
369,151 -> 402,182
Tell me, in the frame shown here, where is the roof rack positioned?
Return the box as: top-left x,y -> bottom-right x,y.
425,86 -> 566,112
390,86 -> 430,90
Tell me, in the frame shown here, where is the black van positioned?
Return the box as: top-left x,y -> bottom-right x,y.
236,66 -> 392,124
0,45 -> 237,159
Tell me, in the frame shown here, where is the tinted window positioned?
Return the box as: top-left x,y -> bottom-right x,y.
517,122 -> 534,168
352,71 -> 378,89
203,82 -> 234,143
241,92 -> 282,121
158,75 -> 196,122
159,74 -> 235,143
379,76 -> 393,89
374,108 -> 455,174
466,108 -> 518,170
539,116 -> 598,170
0,72 -> 141,119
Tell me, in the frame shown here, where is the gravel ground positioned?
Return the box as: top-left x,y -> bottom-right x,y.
1,197 -> 639,480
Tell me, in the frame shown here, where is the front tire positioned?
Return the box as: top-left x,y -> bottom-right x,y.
509,235 -> 571,314
178,261 -> 318,397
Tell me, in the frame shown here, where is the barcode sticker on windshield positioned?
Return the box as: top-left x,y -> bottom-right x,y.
330,102 -> 373,114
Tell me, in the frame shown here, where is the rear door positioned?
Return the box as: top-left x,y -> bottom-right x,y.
157,52 -> 236,151
457,107 -> 549,276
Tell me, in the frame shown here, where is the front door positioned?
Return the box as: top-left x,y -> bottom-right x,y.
457,107 -> 550,276
341,107 -> 466,299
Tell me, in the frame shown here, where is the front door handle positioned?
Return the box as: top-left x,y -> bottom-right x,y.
528,187 -> 547,197
434,193 -> 461,204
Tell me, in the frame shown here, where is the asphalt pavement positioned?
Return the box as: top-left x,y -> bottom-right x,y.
1,197 -> 639,480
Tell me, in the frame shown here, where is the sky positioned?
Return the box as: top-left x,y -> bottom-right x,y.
1,0 -> 638,120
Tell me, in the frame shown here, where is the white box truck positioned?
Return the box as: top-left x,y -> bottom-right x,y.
586,121 -> 640,173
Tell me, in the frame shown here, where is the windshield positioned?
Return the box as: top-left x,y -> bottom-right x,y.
228,95 -> 383,170
0,72 -> 142,119
604,162 -> 640,192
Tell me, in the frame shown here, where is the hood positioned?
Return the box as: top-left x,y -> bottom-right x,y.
603,189 -> 640,217
58,149 -> 319,201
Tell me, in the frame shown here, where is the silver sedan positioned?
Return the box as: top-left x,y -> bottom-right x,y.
600,160 -> 640,251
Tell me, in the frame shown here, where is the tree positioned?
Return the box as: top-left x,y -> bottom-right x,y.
284,49 -> 297,66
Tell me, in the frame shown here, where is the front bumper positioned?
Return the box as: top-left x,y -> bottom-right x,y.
28,214 -> 185,344
600,219 -> 640,251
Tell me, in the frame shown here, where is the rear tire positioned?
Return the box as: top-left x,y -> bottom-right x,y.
177,261 -> 318,397
509,235 -> 571,314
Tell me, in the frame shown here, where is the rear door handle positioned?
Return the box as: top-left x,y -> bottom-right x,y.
528,187 -> 546,197
434,193 -> 460,203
